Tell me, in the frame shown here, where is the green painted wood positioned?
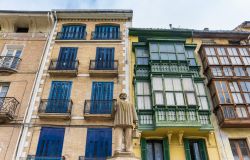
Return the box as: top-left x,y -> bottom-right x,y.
163,138 -> 170,160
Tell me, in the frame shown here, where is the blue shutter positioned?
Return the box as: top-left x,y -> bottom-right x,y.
90,82 -> 114,114
36,127 -> 65,158
95,48 -> 114,69
85,128 -> 112,158
57,47 -> 77,70
94,25 -> 119,39
61,25 -> 85,40
46,81 -> 72,113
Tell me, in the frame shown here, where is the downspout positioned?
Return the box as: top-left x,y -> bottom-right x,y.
15,11 -> 57,160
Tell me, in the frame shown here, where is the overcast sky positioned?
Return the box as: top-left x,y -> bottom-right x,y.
0,0 -> 249,30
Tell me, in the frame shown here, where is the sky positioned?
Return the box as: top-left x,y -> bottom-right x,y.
0,0 -> 250,30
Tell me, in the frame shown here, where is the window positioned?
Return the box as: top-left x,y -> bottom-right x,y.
141,138 -> 169,160
205,47 -> 219,65
211,67 -> 222,76
185,48 -> 197,66
215,81 -> 231,104
195,83 -> 209,110
239,48 -> 250,65
59,25 -> 86,40
0,83 -> 9,107
222,106 -> 236,119
229,82 -> 243,104
94,25 -> 120,40
223,67 -> 233,76
137,82 -> 152,109
56,47 -> 78,70
136,48 -> 149,65
47,81 -> 72,113
85,128 -> 112,159
164,78 -> 184,105
236,107 -> 248,118
184,139 -> 208,160
230,139 -> 250,160
150,42 -> 186,61
228,48 -> 242,65
246,67 -> 250,76
36,127 -> 65,158
217,47 -> 230,65
16,27 -> 29,33
240,82 -> 250,103
95,48 -> 115,69
0,45 -> 23,70
234,67 -> 246,76
183,78 -> 196,105
91,82 -> 114,114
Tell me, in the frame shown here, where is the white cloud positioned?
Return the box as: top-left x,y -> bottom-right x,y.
0,0 -> 249,30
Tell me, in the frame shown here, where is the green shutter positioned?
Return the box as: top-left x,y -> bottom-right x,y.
141,138 -> 147,160
198,139 -> 208,160
163,137 -> 170,160
184,139 -> 191,160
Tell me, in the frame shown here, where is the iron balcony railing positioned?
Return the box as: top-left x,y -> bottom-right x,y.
26,155 -> 65,160
38,99 -> 73,114
0,56 -> 21,71
91,31 -> 121,40
89,60 -> 118,70
56,32 -> 87,40
84,100 -> 116,114
48,60 -> 79,71
79,156 -> 106,160
0,97 -> 19,119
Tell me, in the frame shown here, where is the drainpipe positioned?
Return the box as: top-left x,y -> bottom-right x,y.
14,11 -> 58,160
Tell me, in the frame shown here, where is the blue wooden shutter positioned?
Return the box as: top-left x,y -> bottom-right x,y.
85,128 -> 112,158
90,82 -> 114,114
46,81 -> 72,113
61,25 -> 85,39
95,48 -> 114,69
184,139 -> 191,160
36,127 -> 65,157
57,47 -> 77,70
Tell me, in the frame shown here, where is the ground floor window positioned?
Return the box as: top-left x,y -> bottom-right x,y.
229,139 -> 250,160
141,138 -> 169,160
184,139 -> 208,160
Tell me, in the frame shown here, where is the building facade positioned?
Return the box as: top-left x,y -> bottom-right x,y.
18,10 -> 132,160
192,30 -> 250,160
0,11 -> 53,160
129,29 -> 221,160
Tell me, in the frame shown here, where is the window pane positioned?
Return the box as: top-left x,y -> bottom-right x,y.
151,52 -> 159,60
168,53 -> 176,60
152,78 -> 163,90
137,83 -> 143,94
228,48 -> 238,56
166,92 -> 175,105
175,43 -> 185,53
150,43 -> 158,52
144,82 -> 150,94
176,93 -> 185,105
160,43 -> 174,52
212,67 -> 222,76
186,93 -> 196,105
177,53 -> 186,60
229,141 -> 240,160
196,83 -> 206,96
183,78 -> 194,91
239,48 -> 249,56
186,49 -> 195,58
164,78 -> 173,91
223,67 -> 233,76
200,97 -> 209,110
217,47 -> 226,55
160,53 -> 168,60
205,47 -> 215,55
154,142 -> 164,160
173,78 -> 182,91
155,92 -> 164,105
144,96 -> 152,109
146,143 -> 154,160
247,68 -> 250,76
137,97 -> 144,109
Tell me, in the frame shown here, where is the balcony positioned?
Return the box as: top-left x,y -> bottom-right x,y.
0,56 -> 21,73
38,99 -> 72,120
83,100 -> 116,120
91,31 -> 121,40
48,60 -> 79,77
0,32 -> 48,40
0,97 -> 19,123
79,156 -> 106,160
138,108 -> 212,130
215,106 -> 250,128
27,155 -> 65,160
89,60 -> 118,77
56,32 -> 87,40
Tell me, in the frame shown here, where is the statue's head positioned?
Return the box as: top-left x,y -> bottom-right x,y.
119,93 -> 127,100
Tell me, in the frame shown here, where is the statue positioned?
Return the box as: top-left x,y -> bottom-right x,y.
112,93 -> 138,155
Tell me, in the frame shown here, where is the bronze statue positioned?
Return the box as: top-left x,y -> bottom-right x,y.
112,93 -> 138,154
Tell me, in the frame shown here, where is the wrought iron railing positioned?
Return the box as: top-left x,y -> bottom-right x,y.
91,31 -> 121,40
56,32 -> 87,40
79,156 -> 106,160
48,60 -> 79,71
89,60 -> 118,70
0,97 -> 19,119
0,56 -> 21,71
26,155 -> 65,160
38,99 -> 73,114
84,100 -> 116,114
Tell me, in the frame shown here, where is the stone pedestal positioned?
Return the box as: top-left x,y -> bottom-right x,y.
107,152 -> 140,160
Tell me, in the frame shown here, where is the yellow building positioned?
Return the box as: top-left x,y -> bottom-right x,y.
0,11 -> 53,160
18,10 -> 133,160
129,28 -> 221,160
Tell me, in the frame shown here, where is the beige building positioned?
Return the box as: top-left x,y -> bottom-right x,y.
19,10 -> 133,160
0,11 -> 53,160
